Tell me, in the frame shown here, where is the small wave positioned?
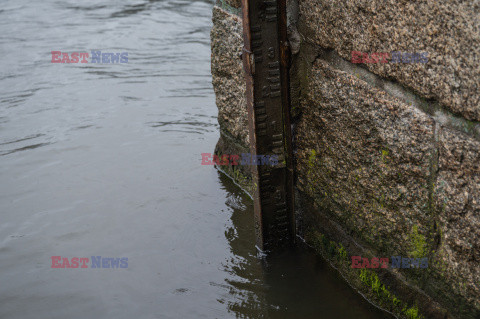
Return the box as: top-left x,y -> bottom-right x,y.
0,142 -> 51,156
0,134 -> 45,146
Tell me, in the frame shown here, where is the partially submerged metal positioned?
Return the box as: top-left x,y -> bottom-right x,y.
241,0 -> 295,251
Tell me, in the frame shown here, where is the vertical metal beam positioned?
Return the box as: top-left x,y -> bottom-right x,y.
241,0 -> 295,252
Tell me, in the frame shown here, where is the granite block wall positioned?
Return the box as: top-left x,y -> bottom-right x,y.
210,1 -> 480,317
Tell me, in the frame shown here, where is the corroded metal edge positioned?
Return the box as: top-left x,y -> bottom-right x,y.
241,0 -> 295,252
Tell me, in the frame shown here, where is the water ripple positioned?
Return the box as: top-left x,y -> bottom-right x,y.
0,142 -> 52,156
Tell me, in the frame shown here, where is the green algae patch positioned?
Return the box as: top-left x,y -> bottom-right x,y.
381,149 -> 390,164
358,268 -> 424,319
403,305 -> 422,319
308,149 -> 317,168
304,229 -> 427,319
217,162 -> 255,197
409,225 -> 428,259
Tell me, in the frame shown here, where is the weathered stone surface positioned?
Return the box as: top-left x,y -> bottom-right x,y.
434,127 -> 480,313
218,0 -> 242,10
210,1 -> 480,317
298,0 -> 480,122
295,58 -> 436,256
211,6 -> 248,147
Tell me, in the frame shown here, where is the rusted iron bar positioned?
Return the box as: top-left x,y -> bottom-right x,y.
241,0 -> 295,251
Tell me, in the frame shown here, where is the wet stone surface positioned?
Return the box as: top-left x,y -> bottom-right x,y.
298,0 -> 480,122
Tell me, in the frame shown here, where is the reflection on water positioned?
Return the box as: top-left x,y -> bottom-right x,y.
0,0 -> 391,318
219,173 -> 391,318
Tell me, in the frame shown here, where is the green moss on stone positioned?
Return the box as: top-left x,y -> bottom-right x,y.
337,243 -> 347,261
219,163 -> 255,196
381,149 -> 389,163
403,305 -> 422,319
308,149 -> 317,168
305,230 -> 427,319
409,225 -> 428,258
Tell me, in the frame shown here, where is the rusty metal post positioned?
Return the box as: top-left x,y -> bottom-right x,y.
241,0 -> 295,252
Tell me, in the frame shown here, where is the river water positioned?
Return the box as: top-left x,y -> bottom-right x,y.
0,1 -> 391,318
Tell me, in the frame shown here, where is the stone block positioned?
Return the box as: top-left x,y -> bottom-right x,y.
211,6 -> 249,147
298,0 -> 480,122
434,126 -> 480,313
295,58 -> 436,256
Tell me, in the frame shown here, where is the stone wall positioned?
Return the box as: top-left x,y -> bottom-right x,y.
210,1 -> 480,318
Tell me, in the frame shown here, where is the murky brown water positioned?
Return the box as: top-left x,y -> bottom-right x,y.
0,1 -> 392,318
